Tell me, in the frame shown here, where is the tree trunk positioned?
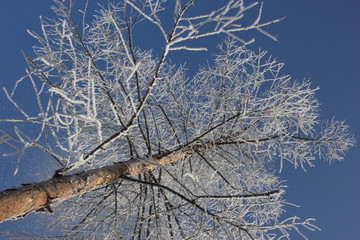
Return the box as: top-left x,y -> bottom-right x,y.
0,151 -> 188,223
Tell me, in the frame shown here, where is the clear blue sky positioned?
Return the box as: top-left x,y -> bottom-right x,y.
0,1 -> 359,239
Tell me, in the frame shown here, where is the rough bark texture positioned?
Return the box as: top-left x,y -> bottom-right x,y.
0,151 -> 188,223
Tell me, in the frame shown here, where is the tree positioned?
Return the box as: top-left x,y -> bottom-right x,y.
0,0 -> 355,239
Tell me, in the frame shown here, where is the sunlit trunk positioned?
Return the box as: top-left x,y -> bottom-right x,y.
0,151 -> 187,223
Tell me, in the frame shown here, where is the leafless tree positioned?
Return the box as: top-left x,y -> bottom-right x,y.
0,0 -> 355,239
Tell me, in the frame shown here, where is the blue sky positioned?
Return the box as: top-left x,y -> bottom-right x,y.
0,1 -> 359,239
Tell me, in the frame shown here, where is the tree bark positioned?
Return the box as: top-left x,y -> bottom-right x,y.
0,151 -> 188,223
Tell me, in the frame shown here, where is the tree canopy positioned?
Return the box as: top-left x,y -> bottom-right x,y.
0,0 -> 355,239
